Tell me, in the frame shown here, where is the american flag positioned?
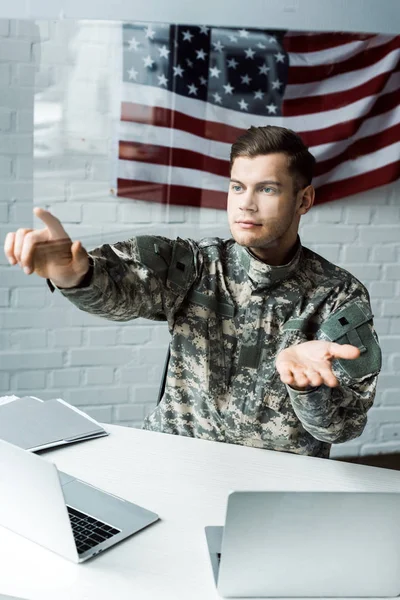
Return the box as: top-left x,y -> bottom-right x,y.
117,24 -> 400,209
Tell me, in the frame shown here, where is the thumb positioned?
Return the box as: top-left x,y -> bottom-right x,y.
71,240 -> 89,269
329,342 -> 361,360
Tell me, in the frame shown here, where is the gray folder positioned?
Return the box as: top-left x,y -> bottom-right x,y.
0,396 -> 108,451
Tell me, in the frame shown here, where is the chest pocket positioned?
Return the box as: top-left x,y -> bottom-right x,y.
238,344 -> 287,414
319,302 -> 381,379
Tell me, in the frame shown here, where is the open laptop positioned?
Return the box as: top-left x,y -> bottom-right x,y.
0,438 -> 159,563
206,490 -> 400,597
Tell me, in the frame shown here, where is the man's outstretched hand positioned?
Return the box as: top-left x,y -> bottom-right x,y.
276,340 -> 360,390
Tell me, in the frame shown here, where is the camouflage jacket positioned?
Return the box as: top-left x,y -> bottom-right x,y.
58,236 -> 381,458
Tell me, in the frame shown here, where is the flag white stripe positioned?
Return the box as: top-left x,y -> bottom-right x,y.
312,104 -> 400,159
118,121 -> 231,160
118,159 -> 229,191
286,48 -> 400,99
122,71 -> 400,133
287,35 -> 396,67
118,102 -> 399,164
313,141 -> 400,186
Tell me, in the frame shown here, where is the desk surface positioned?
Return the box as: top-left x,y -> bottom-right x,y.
2,424 -> 400,600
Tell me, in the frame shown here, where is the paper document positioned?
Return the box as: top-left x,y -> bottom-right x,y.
0,395 -> 108,452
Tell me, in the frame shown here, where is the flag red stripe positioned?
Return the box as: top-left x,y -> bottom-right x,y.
287,37 -> 400,85
118,116 -> 399,182
298,89 -> 399,147
121,101 -> 242,144
283,66 -> 400,116
315,161 -> 400,203
121,85 -> 399,151
117,178 -> 227,209
283,32 -> 376,54
119,141 -> 230,177
314,123 -> 400,178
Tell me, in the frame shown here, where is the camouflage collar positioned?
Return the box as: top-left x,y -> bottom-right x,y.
235,238 -> 303,287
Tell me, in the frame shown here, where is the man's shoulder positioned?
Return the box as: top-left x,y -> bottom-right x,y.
301,245 -> 368,294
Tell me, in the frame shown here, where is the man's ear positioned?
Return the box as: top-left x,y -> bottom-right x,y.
297,185 -> 315,215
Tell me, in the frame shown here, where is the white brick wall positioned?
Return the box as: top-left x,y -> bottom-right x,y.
1,19 -> 400,458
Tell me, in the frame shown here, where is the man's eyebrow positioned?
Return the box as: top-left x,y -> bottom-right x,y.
230,179 -> 283,187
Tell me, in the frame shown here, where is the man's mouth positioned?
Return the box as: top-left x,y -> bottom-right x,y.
235,220 -> 262,229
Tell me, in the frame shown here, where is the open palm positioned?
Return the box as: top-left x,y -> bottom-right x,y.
276,340 -> 360,389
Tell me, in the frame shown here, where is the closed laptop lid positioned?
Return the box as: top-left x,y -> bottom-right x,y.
218,490 -> 400,597
0,438 -> 78,562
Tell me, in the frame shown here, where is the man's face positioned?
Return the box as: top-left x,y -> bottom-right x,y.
227,153 -> 301,257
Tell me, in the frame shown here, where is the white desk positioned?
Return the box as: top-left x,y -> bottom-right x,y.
2,424 -> 400,600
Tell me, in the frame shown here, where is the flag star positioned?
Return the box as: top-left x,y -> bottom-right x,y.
213,92 -> 222,104
254,89 -> 264,99
257,42 -> 266,49
244,47 -> 255,59
199,25 -> 209,35
266,103 -> 278,114
188,83 -> 198,95
128,37 -> 140,51
144,26 -> 156,39
182,30 -> 193,42
186,58 -> 193,67
272,79 -> 283,90
223,83 -> 234,94
173,64 -> 184,77
228,34 -> 238,43
241,74 -> 252,85
210,65 -> 221,78
199,76 -> 207,86
227,57 -> 238,69
158,45 -> 170,59
128,67 -> 138,80
196,48 -> 207,60
158,74 -> 168,87
239,29 -> 249,38
275,52 -> 285,63
259,63 -> 270,75
269,35 -> 278,44
143,55 -> 155,68
238,99 -> 248,111
212,40 -> 224,52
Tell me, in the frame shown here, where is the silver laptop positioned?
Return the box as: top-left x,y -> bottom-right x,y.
0,438 -> 159,563
206,490 -> 400,597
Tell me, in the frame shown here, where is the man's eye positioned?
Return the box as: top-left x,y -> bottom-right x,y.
232,185 -> 242,192
261,187 -> 275,194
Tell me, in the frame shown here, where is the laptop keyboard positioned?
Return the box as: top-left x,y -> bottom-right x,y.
67,505 -> 120,555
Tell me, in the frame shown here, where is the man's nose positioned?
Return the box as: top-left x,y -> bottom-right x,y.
239,192 -> 257,211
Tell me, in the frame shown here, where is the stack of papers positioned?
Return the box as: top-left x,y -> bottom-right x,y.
0,396 -> 108,452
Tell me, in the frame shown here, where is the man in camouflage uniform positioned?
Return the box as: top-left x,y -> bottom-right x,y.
4,126 -> 381,458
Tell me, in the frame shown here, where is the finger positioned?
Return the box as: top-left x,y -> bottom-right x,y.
318,367 -> 339,388
33,207 -> 69,240
20,229 -> 49,274
277,365 -> 295,386
304,369 -> 323,388
13,228 -> 32,264
4,232 -> 17,264
291,367 -> 310,389
329,342 -> 360,360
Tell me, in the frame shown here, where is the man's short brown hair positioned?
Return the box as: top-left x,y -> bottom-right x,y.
230,125 -> 316,192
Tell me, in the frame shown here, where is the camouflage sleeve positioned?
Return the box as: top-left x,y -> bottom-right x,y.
285,285 -> 382,445
56,236 -> 199,326
286,373 -> 378,444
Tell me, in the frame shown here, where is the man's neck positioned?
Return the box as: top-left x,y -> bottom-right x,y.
249,237 -> 299,266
